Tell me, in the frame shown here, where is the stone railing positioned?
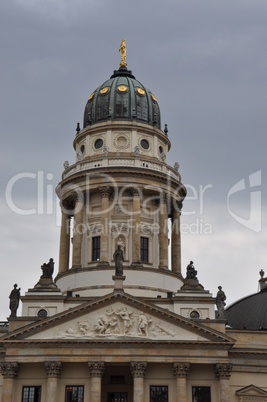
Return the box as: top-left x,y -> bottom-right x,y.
62,157 -> 180,181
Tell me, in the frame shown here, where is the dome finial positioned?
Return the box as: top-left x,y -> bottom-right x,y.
119,39 -> 127,68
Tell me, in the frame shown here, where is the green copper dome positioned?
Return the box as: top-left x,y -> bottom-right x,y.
83,67 -> 161,129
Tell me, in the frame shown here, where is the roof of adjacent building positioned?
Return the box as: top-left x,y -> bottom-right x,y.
226,288 -> 267,330
83,66 -> 161,129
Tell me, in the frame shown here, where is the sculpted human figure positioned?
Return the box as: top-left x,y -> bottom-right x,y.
41,258 -> 54,279
119,39 -> 127,67
216,286 -> 226,319
113,245 -> 124,276
138,313 -> 150,336
9,284 -> 21,317
186,261 -> 197,279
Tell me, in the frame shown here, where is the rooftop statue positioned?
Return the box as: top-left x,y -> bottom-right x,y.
216,286 -> 226,319
186,261 -> 197,280
9,284 -> 21,317
119,39 -> 127,68
41,258 -> 54,280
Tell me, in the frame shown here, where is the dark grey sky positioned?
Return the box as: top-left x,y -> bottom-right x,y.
1,0 -> 266,318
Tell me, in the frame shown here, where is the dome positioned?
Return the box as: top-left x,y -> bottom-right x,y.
226,288 -> 267,330
83,67 -> 161,129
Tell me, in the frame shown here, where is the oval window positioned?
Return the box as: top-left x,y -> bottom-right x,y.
80,145 -> 85,154
190,310 -> 200,319
94,138 -> 103,149
38,309 -> 48,318
141,139 -> 149,150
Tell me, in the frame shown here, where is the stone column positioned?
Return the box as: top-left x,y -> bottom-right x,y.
173,362 -> 190,402
99,186 -> 111,265
0,362 -> 19,402
58,210 -> 70,273
131,189 -> 142,265
215,363 -> 233,402
44,361 -> 62,402
130,362 -> 147,402
72,197 -> 84,268
171,203 -> 182,275
88,362 -> 105,402
159,194 -> 168,270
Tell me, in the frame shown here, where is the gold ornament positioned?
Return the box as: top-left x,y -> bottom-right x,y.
151,94 -> 157,102
88,93 -> 95,101
118,85 -> 127,92
137,88 -> 145,96
119,39 -> 127,68
100,87 -> 109,95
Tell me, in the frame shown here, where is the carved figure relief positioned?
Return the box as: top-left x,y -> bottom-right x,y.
54,303 -> 177,339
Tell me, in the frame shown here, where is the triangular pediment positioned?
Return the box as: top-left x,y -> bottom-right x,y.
3,292 -> 233,344
236,385 -> 267,397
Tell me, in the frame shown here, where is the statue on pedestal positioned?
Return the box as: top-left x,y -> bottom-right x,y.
41,258 -> 54,279
9,284 -> 21,317
113,245 -> 124,276
186,261 -> 197,279
216,286 -> 226,319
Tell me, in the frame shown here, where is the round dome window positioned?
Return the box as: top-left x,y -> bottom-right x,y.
141,139 -> 149,150
190,310 -> 200,319
94,138 -> 103,149
37,309 -> 48,318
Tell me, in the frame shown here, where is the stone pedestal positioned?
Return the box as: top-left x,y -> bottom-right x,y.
0,363 -> 18,402
215,363 -> 233,402
130,362 -> 147,402
112,275 -> 126,293
88,362 -> 105,402
173,362 -> 190,402
44,361 -> 62,402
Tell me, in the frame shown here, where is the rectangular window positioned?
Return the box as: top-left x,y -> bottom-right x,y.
22,386 -> 41,402
108,393 -> 128,402
150,386 -> 168,402
192,386 -> 211,402
65,385 -> 84,402
92,236 -> 100,261
140,237 -> 149,262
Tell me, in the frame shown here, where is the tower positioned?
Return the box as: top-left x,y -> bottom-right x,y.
55,51 -> 186,298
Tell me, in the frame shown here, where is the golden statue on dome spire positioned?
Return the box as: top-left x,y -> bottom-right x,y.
119,39 -> 127,68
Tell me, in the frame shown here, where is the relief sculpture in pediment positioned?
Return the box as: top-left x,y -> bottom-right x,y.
54,305 -> 175,339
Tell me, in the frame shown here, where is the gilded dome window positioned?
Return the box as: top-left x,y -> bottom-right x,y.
137,88 -> 145,96
118,85 -> 128,93
100,87 -> 109,95
94,138 -> 103,149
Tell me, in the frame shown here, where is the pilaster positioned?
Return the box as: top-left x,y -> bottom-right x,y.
88,362 -> 105,402
215,363 -> 233,402
173,362 -> 190,402
0,362 -> 18,402
130,361 -> 147,402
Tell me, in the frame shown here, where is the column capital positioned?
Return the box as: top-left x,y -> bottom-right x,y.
173,362 -> 190,378
172,201 -> 183,214
88,362 -> 105,378
99,186 -> 112,198
0,362 -> 19,379
130,362 -> 147,378
130,188 -> 142,198
44,361 -> 62,377
214,363 -> 233,379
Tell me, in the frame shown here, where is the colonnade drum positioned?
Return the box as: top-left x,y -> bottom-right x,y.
56,113 -> 186,298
